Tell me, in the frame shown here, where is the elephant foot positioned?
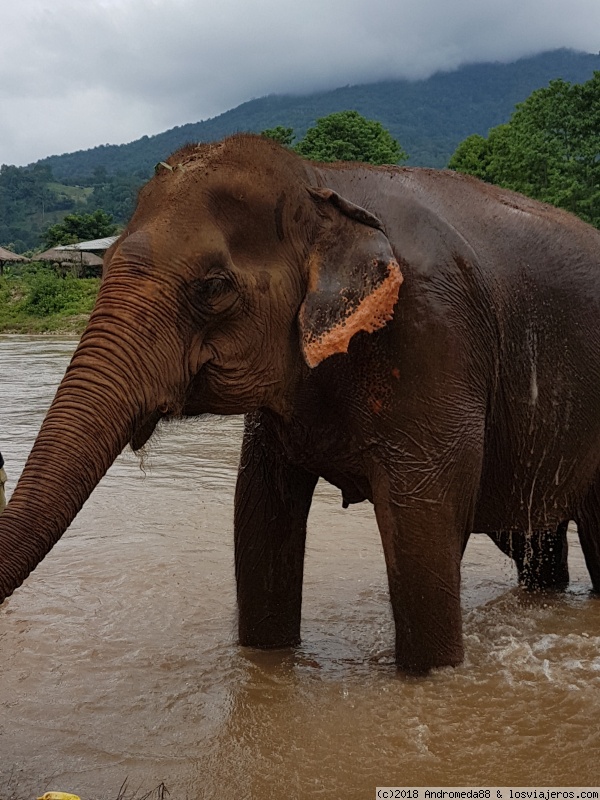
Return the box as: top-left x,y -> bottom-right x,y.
395,640 -> 464,675
238,618 -> 301,650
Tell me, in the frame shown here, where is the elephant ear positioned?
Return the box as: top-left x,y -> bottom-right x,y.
299,187 -> 404,368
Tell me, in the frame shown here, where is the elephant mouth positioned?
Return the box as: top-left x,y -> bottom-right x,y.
130,410 -> 162,452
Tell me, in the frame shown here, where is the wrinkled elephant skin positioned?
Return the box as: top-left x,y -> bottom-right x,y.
2,135 -> 600,674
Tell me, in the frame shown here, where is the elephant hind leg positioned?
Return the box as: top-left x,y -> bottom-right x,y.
575,481 -> 600,593
487,524 -> 569,591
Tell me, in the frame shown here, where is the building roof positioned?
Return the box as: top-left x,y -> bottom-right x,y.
0,246 -> 29,263
55,236 -> 119,252
36,248 -> 104,266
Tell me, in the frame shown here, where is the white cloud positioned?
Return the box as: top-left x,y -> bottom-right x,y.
1,0 -> 599,165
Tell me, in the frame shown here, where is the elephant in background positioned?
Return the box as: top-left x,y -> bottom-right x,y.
1,134 -> 600,673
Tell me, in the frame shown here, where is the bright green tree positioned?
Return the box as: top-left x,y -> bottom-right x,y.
295,111 -> 407,165
446,134 -> 491,181
42,209 -> 117,248
448,73 -> 600,228
261,126 -> 295,146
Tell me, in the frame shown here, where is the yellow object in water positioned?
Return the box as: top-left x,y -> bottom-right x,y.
37,793 -> 81,800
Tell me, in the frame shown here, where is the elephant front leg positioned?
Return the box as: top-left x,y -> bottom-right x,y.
373,477 -> 469,673
234,413 -> 318,649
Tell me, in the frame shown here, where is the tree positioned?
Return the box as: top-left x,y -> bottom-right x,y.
294,110 -> 407,165
261,126 -> 295,147
446,134 -> 491,181
448,73 -> 600,228
42,209 -> 117,248
88,174 -> 140,223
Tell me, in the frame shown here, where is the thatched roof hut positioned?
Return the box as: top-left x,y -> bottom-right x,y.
33,236 -> 116,276
0,246 -> 30,275
35,248 -> 103,277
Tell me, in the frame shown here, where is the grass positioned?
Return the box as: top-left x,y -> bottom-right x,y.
0,266 -> 99,335
47,182 -> 94,203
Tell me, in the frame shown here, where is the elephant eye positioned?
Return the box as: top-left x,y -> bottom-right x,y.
189,275 -> 237,315
203,277 -> 228,299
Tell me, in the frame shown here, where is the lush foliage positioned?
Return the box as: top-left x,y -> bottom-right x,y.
294,111 -> 407,164
2,50 -> 600,252
448,72 -> 600,228
33,50 -> 600,181
0,163 -> 134,251
261,126 -> 295,146
0,163 -> 84,253
87,171 -> 141,222
0,265 -> 99,333
42,209 -> 117,248
263,112 -> 406,164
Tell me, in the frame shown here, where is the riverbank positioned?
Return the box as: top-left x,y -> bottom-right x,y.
0,270 -> 98,334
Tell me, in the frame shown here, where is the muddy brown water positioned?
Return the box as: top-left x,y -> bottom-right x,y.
0,335 -> 599,799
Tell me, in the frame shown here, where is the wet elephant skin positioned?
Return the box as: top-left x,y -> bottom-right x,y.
2,134 -> 600,673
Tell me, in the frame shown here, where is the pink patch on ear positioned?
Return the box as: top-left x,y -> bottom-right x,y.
303,261 -> 403,368
369,396 -> 384,415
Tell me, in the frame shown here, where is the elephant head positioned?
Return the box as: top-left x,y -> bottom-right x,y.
0,135 -> 402,603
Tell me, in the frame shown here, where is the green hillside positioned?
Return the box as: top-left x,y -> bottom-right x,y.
37,49 -> 600,181
3,48 -> 600,251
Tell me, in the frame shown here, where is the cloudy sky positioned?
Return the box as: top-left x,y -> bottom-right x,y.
2,0 -> 600,167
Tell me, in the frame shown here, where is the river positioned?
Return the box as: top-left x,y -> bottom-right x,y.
0,335 -> 598,798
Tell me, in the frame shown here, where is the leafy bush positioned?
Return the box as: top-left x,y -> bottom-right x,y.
295,111 -> 407,165
42,209 -> 117,248
448,72 -> 600,228
0,266 -> 99,333
22,271 -> 87,316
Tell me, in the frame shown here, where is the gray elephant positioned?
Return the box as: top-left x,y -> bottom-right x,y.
0,453 -> 6,514
1,135 -> 600,673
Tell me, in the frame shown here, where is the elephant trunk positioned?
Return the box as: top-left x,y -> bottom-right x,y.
0,278 -> 185,603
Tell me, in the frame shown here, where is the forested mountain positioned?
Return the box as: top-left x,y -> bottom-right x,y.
37,49 -> 600,181
2,48 -> 600,251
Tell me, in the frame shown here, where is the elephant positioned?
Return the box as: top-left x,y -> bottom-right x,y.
0,452 -> 6,513
1,133 -> 600,673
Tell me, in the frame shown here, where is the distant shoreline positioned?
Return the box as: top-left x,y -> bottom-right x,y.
0,326 -> 85,337
0,272 -> 98,336
0,316 -> 89,336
